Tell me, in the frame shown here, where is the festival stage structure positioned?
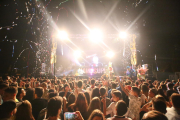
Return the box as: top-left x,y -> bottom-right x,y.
46,32 -> 137,79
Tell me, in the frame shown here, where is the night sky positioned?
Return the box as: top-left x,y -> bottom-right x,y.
0,0 -> 180,76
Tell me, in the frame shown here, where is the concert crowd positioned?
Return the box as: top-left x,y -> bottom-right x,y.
0,75 -> 180,120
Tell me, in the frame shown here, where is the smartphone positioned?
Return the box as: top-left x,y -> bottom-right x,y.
64,112 -> 77,120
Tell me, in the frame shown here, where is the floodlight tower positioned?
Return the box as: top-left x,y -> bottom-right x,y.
51,31 -> 68,80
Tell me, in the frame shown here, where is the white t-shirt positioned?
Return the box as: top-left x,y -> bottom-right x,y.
106,102 -> 117,117
127,94 -> 141,120
86,87 -> 94,99
166,107 -> 180,120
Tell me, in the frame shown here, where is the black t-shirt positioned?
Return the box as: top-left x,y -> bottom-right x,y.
31,98 -> 47,120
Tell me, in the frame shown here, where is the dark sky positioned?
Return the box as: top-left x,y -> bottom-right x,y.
0,0 -> 180,75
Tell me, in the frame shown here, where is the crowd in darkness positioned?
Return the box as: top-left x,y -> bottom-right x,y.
0,75 -> 180,120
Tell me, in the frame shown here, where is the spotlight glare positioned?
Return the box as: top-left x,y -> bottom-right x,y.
74,50 -> 81,58
119,32 -> 127,39
93,56 -> 98,64
89,29 -> 103,42
57,31 -> 68,40
106,51 -> 115,58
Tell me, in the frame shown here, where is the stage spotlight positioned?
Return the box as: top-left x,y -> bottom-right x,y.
89,29 -> 103,42
74,50 -> 81,58
57,31 -> 68,40
106,51 -> 115,58
93,56 -> 98,64
119,32 -> 127,39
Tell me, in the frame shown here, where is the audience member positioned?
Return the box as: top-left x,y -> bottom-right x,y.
23,88 -> 35,103
166,93 -> 180,120
0,100 -> 17,120
86,79 -> 96,98
84,91 -> 90,105
107,100 -> 132,120
167,83 -> 178,100
3,86 -> 18,102
0,83 -> 8,104
142,110 -> 168,120
120,82 -> 141,120
15,100 -> 35,120
88,97 -> 101,117
68,92 -> 88,120
46,96 -> 62,120
16,87 -> 26,102
152,97 -> 167,114
31,87 -> 47,120
99,87 -> 111,113
88,109 -> 105,120
59,84 -> 71,99
91,87 -> 100,99
103,90 -> 122,117
41,82 -> 49,100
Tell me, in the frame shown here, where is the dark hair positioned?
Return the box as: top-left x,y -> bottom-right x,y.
49,89 -> 55,93
63,84 -> 69,91
78,80 -> 83,88
15,100 -> 35,120
171,93 -> 180,108
88,97 -> 101,117
62,79 -> 67,84
23,88 -> 35,102
16,87 -> 23,98
41,82 -> 47,87
88,109 -> 105,120
74,93 -> 88,114
157,89 -> 168,101
49,92 -> 58,99
113,91 -> 122,100
67,93 -> 76,106
47,96 -> 63,117
143,82 -> 149,87
0,100 -> 16,119
69,82 -> 74,90
91,79 -> 95,85
142,84 -> 149,93
5,86 -> 17,95
132,86 -> 140,96
10,83 -> 18,87
116,100 -> 127,116
59,84 -> 64,91
0,83 -> 8,89
25,83 -> 30,89
142,110 -> 168,120
166,79 -> 171,83
152,98 -> 167,114
92,88 -> 100,99
111,82 -> 117,89
150,88 -> 158,96
161,85 -> 167,91
99,87 -> 106,96
135,81 -> 139,86
168,83 -> 174,89
84,92 -> 90,105
35,87 -> 44,98
148,80 -> 152,84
